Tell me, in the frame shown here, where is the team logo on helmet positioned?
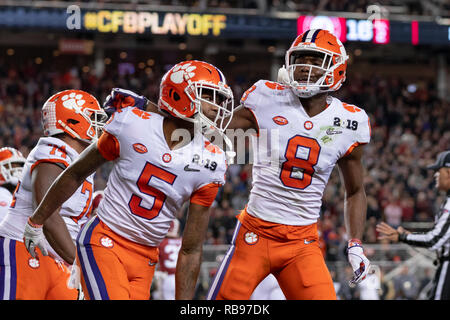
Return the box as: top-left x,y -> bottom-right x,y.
244,231 -> 258,245
170,63 -> 197,84
28,258 -> 40,269
61,92 -> 87,110
100,236 -> 114,248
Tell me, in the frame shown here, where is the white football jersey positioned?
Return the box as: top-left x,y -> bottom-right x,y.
0,137 -> 95,254
97,108 -> 227,247
0,186 -> 12,222
242,80 -> 371,225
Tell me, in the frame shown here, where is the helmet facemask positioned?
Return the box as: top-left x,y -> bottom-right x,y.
189,81 -> 234,136
285,44 -> 348,98
83,107 -> 108,142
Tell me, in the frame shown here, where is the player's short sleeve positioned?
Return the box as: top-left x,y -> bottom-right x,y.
356,109 -> 371,144
97,131 -> 120,161
99,107 -> 146,160
30,140 -> 72,173
240,80 -> 266,111
190,183 -> 221,207
101,109 -> 128,138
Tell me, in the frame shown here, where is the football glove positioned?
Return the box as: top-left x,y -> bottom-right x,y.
103,88 -> 149,116
346,238 -> 371,288
23,217 -> 48,259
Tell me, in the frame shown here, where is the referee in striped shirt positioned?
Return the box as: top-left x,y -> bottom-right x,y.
377,150 -> 450,300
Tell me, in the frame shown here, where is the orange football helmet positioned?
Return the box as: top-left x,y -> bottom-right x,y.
158,60 -> 234,134
42,90 -> 107,143
279,29 -> 349,98
0,147 -> 26,186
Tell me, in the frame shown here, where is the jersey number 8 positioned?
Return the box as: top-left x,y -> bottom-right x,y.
279,135 -> 321,189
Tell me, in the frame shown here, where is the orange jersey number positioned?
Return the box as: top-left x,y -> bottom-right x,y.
9,181 -> 21,208
279,135 -> 320,189
129,162 -> 177,220
72,180 -> 93,223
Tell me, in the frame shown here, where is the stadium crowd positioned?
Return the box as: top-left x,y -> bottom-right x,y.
0,52 -> 448,299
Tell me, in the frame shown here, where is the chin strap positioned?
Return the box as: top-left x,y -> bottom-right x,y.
223,134 -> 236,164
277,66 -> 290,85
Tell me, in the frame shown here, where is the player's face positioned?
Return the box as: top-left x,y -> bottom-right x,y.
292,52 -> 326,83
200,89 -> 224,121
435,168 -> 450,191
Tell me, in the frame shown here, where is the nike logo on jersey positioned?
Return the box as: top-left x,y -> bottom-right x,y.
184,164 -> 200,172
304,239 -> 315,245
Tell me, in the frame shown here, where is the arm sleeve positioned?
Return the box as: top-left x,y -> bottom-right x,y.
29,143 -> 71,173
190,183 -> 221,207
97,131 -> 120,161
403,208 -> 450,250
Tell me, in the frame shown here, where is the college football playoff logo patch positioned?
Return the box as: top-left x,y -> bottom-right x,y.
244,231 -> 258,245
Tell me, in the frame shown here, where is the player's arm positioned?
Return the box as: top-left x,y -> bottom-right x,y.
226,105 -> 257,131
25,143 -> 109,261
338,144 -> 367,240
31,162 -> 76,264
337,144 -> 371,286
175,202 -> 211,300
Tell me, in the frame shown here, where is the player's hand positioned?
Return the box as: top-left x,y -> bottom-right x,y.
23,217 -> 48,259
346,239 -> 371,288
103,88 -> 149,116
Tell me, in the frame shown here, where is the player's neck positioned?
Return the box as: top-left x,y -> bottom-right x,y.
299,93 -> 329,117
163,117 -> 194,150
55,134 -> 90,154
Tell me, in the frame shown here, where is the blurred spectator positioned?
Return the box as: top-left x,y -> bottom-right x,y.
393,266 -> 420,300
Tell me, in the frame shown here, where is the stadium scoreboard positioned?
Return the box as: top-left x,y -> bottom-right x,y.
297,15 -> 450,45
0,6 -> 448,46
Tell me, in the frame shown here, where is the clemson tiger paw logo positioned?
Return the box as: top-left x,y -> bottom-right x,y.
244,231 -> 258,245
100,236 -> 114,248
61,92 -> 85,110
28,258 -> 40,269
170,63 -> 197,84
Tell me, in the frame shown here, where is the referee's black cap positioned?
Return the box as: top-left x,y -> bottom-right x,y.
427,150 -> 450,170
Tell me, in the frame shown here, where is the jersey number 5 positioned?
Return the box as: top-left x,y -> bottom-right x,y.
280,135 -> 320,189
129,162 -> 177,220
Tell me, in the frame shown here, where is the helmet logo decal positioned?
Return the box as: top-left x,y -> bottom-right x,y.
170,63 -> 197,84
61,92 -> 86,111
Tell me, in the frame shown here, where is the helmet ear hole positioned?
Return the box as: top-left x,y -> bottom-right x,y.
67,119 -> 80,125
173,92 -> 181,101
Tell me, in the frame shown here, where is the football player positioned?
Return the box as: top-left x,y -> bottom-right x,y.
0,147 -> 26,220
95,29 -> 371,300
206,29 -> 371,300
0,90 -> 107,299
23,60 -> 234,300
